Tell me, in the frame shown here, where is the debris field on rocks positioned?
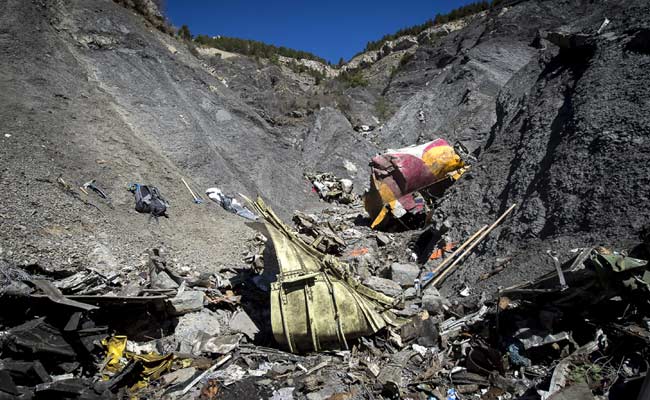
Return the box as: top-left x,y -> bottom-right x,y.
1,0 -> 650,399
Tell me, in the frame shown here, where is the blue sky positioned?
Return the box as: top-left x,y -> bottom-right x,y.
165,1 -> 479,63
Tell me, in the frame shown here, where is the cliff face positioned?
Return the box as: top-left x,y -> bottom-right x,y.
371,0 -> 650,291
1,0 -> 649,290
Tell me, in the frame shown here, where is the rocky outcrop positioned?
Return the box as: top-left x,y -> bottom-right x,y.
113,0 -> 167,31
277,56 -> 339,78
195,45 -> 239,59
383,0 -> 650,293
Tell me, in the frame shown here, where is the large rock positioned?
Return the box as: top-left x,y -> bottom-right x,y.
390,263 -> 420,287
229,310 -> 260,340
193,333 -> 241,355
174,308 -> 222,354
151,270 -> 179,289
168,291 -> 205,316
421,287 -> 449,315
161,367 -> 197,386
363,276 -> 402,298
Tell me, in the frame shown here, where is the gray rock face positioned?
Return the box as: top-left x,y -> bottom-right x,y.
354,0 -> 650,295
0,0 -> 361,275
390,263 -> 420,287
421,287 -> 449,315
362,276 -> 402,298
168,291 -> 205,316
229,310 -> 260,340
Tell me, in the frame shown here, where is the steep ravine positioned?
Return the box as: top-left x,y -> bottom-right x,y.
0,0 -> 649,293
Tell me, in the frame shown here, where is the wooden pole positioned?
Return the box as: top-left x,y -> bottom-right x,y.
181,178 -> 198,201
422,224 -> 488,290
431,204 -> 517,288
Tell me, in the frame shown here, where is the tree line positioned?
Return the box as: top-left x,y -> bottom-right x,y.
193,34 -> 330,65
362,0 -> 503,53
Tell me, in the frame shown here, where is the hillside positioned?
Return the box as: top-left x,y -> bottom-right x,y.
1,0 -> 649,291
193,0 -> 650,293
0,0 -> 375,274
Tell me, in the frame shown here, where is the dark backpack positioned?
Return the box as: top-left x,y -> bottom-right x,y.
130,184 -> 169,218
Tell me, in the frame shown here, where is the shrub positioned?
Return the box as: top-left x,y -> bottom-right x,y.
399,52 -> 414,67
338,70 -> 368,88
375,96 -> 392,121
178,24 -> 192,41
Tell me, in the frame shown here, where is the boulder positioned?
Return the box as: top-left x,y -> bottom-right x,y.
421,287 -> 449,315
161,367 -> 197,386
363,276 -> 402,298
390,263 -> 420,287
151,270 -> 179,289
168,290 -> 205,316
376,233 -> 390,247
403,287 -> 417,300
229,310 -> 260,340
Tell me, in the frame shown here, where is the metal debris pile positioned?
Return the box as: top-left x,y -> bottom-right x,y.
305,172 -> 356,205
1,137 -> 648,399
1,201 -> 649,399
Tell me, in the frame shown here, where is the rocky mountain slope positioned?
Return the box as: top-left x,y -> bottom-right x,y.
1,0 -> 649,296
0,0 -> 374,274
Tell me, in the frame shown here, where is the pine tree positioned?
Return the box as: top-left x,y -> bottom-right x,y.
178,24 -> 192,41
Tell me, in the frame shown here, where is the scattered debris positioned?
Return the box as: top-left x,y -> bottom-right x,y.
305,172 -> 356,204
292,211 -> 346,254
422,204 -> 516,289
128,183 -> 169,219
206,187 -> 258,220
1,182 -> 647,399
82,179 -> 111,203
0,223 -> 647,400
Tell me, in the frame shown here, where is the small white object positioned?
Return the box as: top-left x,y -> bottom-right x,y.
296,363 -> 308,373
597,18 -> 610,34
181,354 -> 232,395
459,286 -> 470,297
412,344 -> 428,357
340,178 -> 353,194
450,366 -> 465,374
4,134 -> 11,138
50,373 -> 75,382
343,159 -> 358,174
367,363 -> 380,377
